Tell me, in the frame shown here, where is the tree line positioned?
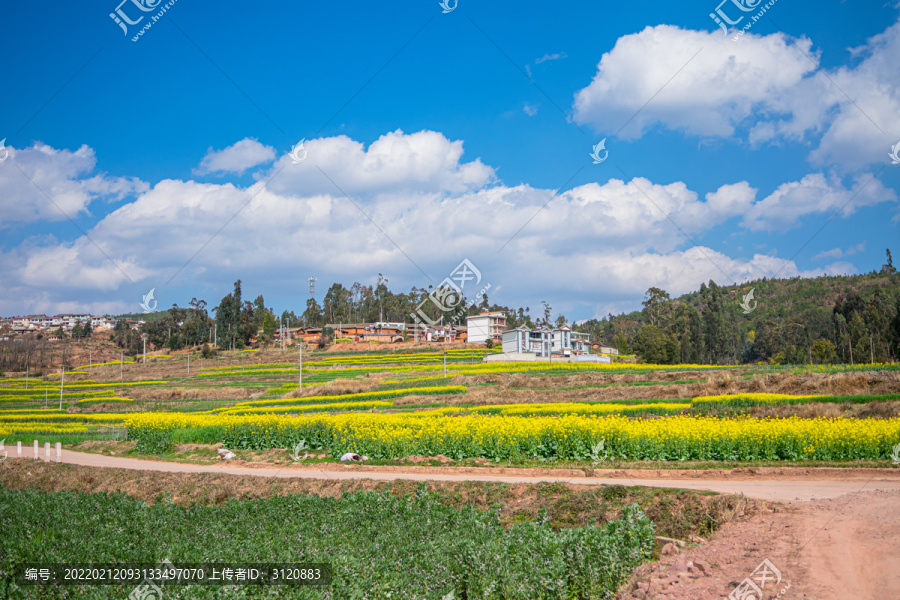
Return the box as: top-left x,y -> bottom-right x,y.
577,267 -> 900,365
44,250 -> 900,365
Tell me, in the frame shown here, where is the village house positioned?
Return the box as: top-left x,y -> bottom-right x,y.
466,311 -> 507,344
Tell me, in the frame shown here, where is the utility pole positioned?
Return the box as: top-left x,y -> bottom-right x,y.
120,352 -> 124,387
188,353 -> 190,376
59,366 -> 64,411
142,334 -> 147,365
298,345 -> 302,388
89,349 -> 92,370
443,350 -> 447,378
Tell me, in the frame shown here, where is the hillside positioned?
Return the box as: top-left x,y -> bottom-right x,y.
575,269 -> 900,365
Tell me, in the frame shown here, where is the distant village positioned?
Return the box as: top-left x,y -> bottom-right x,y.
1,310 -> 619,362
0,313 -> 124,341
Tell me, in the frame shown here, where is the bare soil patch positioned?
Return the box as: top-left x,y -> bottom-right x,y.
617,489 -> 900,599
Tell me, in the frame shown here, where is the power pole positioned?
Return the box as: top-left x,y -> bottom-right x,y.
142,334 -> 147,365
120,352 -> 124,386
298,345 -> 303,388
188,353 -> 190,376
59,367 -> 64,411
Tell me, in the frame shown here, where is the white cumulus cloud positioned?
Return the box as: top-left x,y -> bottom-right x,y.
573,21 -> 900,170
0,142 -> 147,227
195,138 -> 276,176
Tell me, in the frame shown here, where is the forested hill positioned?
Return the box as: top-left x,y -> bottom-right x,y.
575,269 -> 900,365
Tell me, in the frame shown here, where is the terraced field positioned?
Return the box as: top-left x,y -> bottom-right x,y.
2,348 -> 899,466
3,347 -> 900,599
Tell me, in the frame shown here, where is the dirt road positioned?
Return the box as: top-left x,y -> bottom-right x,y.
622,489 -> 900,599
23,450 -> 900,502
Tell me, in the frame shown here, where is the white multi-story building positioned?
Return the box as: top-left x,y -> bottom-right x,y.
502,325 -> 592,357
502,326 -> 552,355
550,326 -> 591,356
25,315 -> 49,329
466,311 -> 507,344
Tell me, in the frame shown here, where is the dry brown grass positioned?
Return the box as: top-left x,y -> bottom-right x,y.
285,377 -> 382,398
748,400 -> 900,419
457,368 -> 900,405
125,386 -> 251,401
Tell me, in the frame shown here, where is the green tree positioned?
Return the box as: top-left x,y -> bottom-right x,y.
700,281 -> 727,363
541,301 -> 552,327
671,302 -> 702,363
641,287 -> 673,329
810,338 -> 837,364
214,280 -> 243,350
262,312 -> 276,343
633,324 -> 678,364
303,297 -> 323,327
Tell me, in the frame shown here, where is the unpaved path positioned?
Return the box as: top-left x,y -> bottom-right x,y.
24,451 -> 900,502
621,489 -> 900,600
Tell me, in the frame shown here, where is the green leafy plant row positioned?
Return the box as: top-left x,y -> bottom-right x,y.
0,488 -> 654,599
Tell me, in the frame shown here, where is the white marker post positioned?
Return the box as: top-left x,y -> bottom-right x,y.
56,442 -> 61,463
17,441 -> 22,458
44,442 -> 50,462
33,440 -> 38,460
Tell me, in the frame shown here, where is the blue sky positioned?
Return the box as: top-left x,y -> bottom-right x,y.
1,0 -> 899,321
